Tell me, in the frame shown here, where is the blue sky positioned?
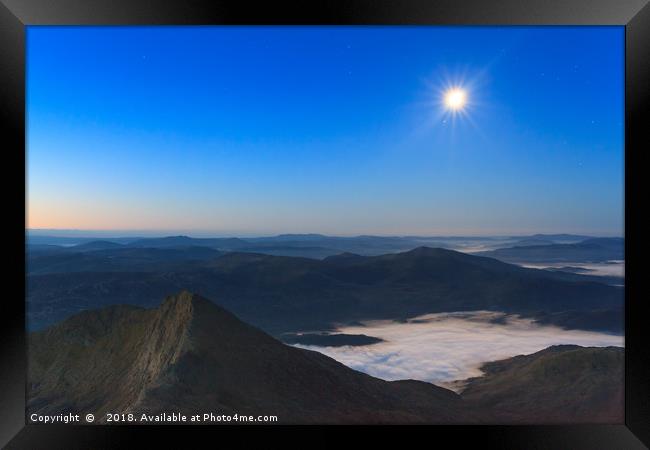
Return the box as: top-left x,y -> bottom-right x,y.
27,26 -> 624,236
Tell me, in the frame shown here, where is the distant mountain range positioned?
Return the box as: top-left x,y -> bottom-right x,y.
28,292 -> 623,424
515,233 -> 594,243
476,237 -> 624,263
27,245 -> 223,274
26,234 -> 453,258
27,246 -> 623,334
27,232 -> 615,259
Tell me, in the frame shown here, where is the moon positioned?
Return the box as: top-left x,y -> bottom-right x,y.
444,88 -> 467,111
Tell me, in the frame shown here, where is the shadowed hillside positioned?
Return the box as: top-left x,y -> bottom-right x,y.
27,247 -> 624,333
28,292 -> 624,424
476,237 -> 624,263
460,345 -> 623,423
28,292 -> 476,424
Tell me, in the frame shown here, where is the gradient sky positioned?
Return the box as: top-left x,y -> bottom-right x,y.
27,26 -> 624,236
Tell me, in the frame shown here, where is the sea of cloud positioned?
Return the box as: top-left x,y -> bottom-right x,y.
519,261 -> 625,278
293,311 -> 623,390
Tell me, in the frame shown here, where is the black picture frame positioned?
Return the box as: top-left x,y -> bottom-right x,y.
1,0 -> 648,448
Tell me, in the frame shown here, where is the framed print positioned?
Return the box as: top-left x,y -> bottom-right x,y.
1,0 -> 648,448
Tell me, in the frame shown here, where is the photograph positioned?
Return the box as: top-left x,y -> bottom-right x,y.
24,25 -> 627,426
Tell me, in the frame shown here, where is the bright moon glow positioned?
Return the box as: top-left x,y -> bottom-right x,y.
444,88 -> 467,110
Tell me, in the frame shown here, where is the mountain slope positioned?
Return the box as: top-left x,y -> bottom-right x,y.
27,247 -> 624,333
476,237 -> 624,263
28,292 -> 476,424
27,246 -> 222,274
460,345 -> 623,423
71,240 -> 124,252
127,236 -> 250,250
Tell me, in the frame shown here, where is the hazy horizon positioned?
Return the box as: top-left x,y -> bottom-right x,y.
26,227 -> 623,239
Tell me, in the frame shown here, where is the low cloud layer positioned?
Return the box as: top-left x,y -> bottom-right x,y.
294,311 -> 623,389
520,261 -> 625,277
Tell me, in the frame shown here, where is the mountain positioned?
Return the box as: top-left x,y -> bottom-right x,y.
126,236 -> 251,250
514,234 -> 593,243
71,240 -> 124,252
27,232 -> 622,260
26,234 -> 139,246
476,237 -> 624,263
25,243 -> 66,254
28,292 -> 475,424
510,238 -> 555,247
459,345 -> 623,423
26,233 -> 501,258
28,293 -> 624,424
580,237 -> 625,251
268,233 -> 329,241
27,246 -> 624,334
506,234 -> 596,248
27,246 -> 222,275
233,245 -> 340,259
